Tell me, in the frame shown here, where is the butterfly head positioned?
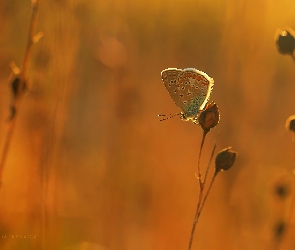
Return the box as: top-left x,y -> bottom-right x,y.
180,112 -> 199,124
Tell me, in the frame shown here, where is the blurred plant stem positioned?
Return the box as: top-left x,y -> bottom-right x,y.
0,0 -> 41,185
280,138 -> 295,249
188,132 -> 218,250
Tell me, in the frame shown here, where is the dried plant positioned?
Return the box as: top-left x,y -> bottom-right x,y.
188,105 -> 237,250
275,28 -> 295,248
275,28 -> 295,62
0,0 -> 42,185
277,115 -> 295,248
158,68 -> 237,249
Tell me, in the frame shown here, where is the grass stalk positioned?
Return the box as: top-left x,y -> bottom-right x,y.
0,0 -> 40,185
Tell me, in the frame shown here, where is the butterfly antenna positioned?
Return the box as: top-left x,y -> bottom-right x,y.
158,113 -> 181,121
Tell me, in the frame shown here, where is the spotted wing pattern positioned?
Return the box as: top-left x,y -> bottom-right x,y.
161,68 -> 214,120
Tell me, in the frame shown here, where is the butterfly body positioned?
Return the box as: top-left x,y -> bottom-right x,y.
161,68 -> 214,123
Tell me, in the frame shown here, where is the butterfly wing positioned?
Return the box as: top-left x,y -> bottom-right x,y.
181,68 -> 214,117
161,68 -> 214,120
161,68 -> 187,111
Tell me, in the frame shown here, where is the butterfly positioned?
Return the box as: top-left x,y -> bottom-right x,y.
159,68 -> 214,124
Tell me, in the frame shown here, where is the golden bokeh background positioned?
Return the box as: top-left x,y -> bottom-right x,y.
0,0 -> 295,249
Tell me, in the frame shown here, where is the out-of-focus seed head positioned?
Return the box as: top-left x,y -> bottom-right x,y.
215,147 -> 237,174
274,183 -> 290,199
285,115 -> 295,132
11,76 -> 27,98
275,29 -> 295,55
274,221 -> 286,240
198,102 -> 220,134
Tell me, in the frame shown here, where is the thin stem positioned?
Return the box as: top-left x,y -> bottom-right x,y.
199,172 -> 217,216
198,133 -> 220,221
0,112 -> 18,185
188,131 -> 207,250
189,173 -> 217,250
0,0 -> 39,185
203,132 -> 220,185
197,131 -> 207,186
188,132 -> 220,250
21,0 -> 39,80
188,175 -> 218,250
188,182 -> 204,250
279,138 -> 295,248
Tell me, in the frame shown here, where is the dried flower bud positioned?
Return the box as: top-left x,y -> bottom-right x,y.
215,147 -> 237,174
275,29 -> 295,55
274,183 -> 290,199
7,76 -> 28,122
285,115 -> 295,132
274,221 -> 286,239
11,76 -> 27,98
198,102 -> 220,134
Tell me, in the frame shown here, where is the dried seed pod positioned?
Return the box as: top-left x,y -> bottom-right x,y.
285,115 -> 295,132
7,76 -> 27,121
273,221 -> 286,239
274,183 -> 290,199
215,147 -> 237,174
275,29 -> 295,55
198,102 -> 220,134
7,106 -> 16,122
11,76 -> 27,98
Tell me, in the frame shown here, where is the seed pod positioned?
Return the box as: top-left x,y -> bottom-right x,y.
198,102 -> 220,134
11,76 -> 27,98
215,147 -> 237,174
274,221 -> 286,240
275,29 -> 295,55
285,115 -> 295,132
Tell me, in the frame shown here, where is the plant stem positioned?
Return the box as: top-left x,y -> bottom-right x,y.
197,131 -> 207,186
188,132 -> 219,250
188,131 -> 207,250
188,173 -> 217,250
21,0 -> 39,80
279,138 -> 295,248
199,173 -> 217,216
0,0 -> 39,185
203,132 -> 219,185
0,114 -> 18,185
188,182 -> 204,250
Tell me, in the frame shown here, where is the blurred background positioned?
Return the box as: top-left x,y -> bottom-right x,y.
0,0 -> 295,249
